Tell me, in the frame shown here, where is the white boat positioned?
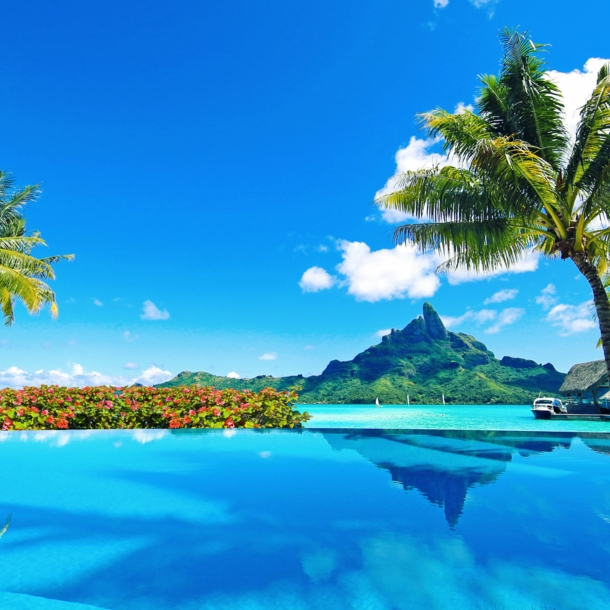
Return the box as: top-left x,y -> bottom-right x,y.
375,397 -> 381,408
531,397 -> 567,419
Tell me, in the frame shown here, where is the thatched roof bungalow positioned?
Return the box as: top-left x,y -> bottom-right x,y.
559,360 -> 609,405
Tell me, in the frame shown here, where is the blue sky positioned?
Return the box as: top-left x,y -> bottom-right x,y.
1,0 -> 610,386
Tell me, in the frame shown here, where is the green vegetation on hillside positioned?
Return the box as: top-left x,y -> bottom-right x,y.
158,303 -> 564,404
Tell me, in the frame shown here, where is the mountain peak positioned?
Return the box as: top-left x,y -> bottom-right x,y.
423,302 -> 448,340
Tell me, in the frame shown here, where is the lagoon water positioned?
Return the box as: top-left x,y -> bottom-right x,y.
303,403 -> 610,431
0,427 -> 610,609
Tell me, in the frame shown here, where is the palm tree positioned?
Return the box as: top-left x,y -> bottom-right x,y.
0,172 -> 73,325
377,29 -> 610,375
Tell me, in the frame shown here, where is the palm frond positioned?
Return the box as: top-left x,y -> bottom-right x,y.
496,28 -> 568,169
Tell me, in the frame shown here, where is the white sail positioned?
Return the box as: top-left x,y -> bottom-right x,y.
375,397 -> 381,407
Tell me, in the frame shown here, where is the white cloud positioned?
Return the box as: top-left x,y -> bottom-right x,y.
441,307 -> 522,333
300,241 -> 538,303
226,371 -> 241,379
484,289 -> 519,305
535,284 -> 558,310
136,366 -> 173,385
123,362 -> 139,370
485,308 -> 525,334
123,331 -> 139,342
548,58 -> 610,143
304,345 -> 315,350
0,364 -> 173,389
141,300 -> 170,321
299,267 -> 337,292
546,301 -> 596,335
259,352 -> 277,361
335,240 -> 442,302
375,137 -> 454,223
93,299 -> 103,307
375,329 -> 392,338
441,309 -> 497,329
433,0 -> 449,8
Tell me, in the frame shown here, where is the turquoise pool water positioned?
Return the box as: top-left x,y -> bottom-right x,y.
0,428 -> 609,609
302,403 -> 610,431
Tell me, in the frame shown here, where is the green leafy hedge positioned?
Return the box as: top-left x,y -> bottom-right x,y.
0,385 -> 309,431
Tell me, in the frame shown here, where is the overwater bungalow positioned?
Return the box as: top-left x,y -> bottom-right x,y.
559,360 -> 609,412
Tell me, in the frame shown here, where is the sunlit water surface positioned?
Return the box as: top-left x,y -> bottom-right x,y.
302,403 -> 610,431
0,428 -> 610,609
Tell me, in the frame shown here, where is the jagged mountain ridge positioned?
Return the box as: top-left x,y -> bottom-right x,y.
158,303 -> 565,404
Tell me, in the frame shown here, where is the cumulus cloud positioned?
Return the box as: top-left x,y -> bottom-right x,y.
136,366 -> 174,385
299,267 -> 337,292
484,289 -> 519,305
123,331 -> 139,342
374,137 -> 456,223
141,300 -> 170,321
226,371 -> 241,379
0,364 -> 173,389
486,308 -> 525,334
123,362 -> 139,370
433,0 -> 449,8
546,301 -> 596,335
336,240 -> 442,302
259,353 -> 277,361
93,299 -> 103,307
548,58 -> 610,143
300,241 -> 538,303
535,284 -> 558,310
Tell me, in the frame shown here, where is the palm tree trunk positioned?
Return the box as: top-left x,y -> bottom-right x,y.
572,253 -> 610,376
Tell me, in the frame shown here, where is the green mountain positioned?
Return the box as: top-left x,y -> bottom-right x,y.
157,302 -> 565,404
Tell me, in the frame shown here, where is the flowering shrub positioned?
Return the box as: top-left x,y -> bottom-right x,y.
0,385 -> 309,431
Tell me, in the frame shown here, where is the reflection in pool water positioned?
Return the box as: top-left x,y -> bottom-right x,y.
0,428 -> 608,609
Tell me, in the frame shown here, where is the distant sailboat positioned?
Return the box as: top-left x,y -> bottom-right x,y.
407,395 -> 410,407
442,394 -> 446,406
375,397 -> 381,408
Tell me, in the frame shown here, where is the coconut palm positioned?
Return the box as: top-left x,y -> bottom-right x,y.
377,29 -> 610,375
0,172 -> 73,325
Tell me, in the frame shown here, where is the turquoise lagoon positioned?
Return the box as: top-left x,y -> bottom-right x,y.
303,403 -> 610,431
1,426 -> 610,609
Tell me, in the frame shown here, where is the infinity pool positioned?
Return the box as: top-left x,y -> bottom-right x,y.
0,428 -> 609,609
